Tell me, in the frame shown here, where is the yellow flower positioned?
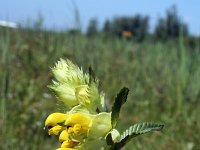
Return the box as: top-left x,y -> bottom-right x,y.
65,112 -> 112,140
65,113 -> 91,135
59,130 -> 79,148
45,113 -> 68,135
56,113 -> 111,150
59,130 -> 69,142
48,125 -> 64,135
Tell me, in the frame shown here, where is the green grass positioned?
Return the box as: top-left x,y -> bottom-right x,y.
0,27 -> 200,150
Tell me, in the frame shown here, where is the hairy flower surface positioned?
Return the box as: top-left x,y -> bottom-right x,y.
49,59 -> 89,108
49,59 -> 104,112
52,59 -> 89,84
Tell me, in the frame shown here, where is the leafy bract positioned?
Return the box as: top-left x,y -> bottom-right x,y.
113,122 -> 164,149
111,87 -> 129,128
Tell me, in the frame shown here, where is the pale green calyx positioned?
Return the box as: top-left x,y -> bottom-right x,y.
48,81 -> 79,107
49,59 -> 104,110
75,82 -> 104,112
88,112 -> 112,139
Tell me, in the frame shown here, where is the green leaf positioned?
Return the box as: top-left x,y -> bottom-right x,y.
114,122 -> 164,149
111,87 -> 129,128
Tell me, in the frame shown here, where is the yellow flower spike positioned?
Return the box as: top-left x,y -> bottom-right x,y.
45,113 -> 68,135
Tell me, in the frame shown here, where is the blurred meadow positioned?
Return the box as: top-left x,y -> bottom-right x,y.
1,2 -> 200,150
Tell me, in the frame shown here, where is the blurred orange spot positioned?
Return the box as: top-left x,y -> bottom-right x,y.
122,31 -> 132,39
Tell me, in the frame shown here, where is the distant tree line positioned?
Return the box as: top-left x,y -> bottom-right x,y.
86,6 -> 189,42
154,6 -> 188,40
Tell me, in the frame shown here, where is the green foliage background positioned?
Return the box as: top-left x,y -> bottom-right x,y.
0,27 -> 200,150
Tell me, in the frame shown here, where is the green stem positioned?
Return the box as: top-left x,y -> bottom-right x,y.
1,27 -> 10,149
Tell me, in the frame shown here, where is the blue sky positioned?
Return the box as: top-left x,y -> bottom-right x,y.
0,0 -> 199,35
